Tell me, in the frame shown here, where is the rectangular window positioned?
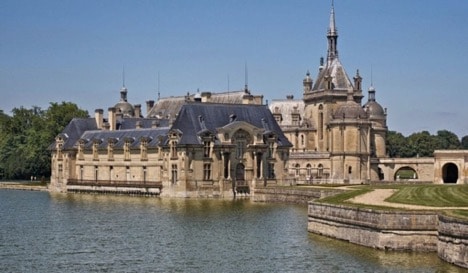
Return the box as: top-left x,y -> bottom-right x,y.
203,141 -> 211,157
171,164 -> 178,184
58,164 -> 63,179
203,163 -> 211,181
267,163 -> 275,179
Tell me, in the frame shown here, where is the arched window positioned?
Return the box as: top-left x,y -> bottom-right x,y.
318,164 -> 323,178
295,164 -> 300,176
306,164 -> 312,177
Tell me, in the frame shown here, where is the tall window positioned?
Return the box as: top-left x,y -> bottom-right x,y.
233,130 -> 250,159
203,141 -> 211,158
306,164 -> 312,177
267,163 -> 275,179
78,142 -> 84,160
171,164 -> 178,184
107,141 -> 114,161
223,153 -> 229,179
93,142 -> 99,161
171,141 -> 177,158
203,163 -> 211,180
126,166 -> 131,181
292,114 -> 300,126
268,142 -> 274,158
143,166 -> 147,182
295,164 -> 300,176
58,164 -> 63,179
80,165 -> 83,181
94,166 -> 98,181
124,141 -> 131,161
318,164 -> 323,178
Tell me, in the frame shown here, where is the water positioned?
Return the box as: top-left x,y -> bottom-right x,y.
0,190 -> 465,273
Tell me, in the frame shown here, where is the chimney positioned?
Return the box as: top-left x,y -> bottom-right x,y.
94,109 -> 103,129
108,107 -> 116,131
136,121 -> 143,129
201,92 -> 212,103
152,120 -> 159,128
146,100 -> 154,115
134,104 -> 141,118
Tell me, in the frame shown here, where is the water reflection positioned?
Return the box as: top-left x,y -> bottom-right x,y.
0,191 -> 464,273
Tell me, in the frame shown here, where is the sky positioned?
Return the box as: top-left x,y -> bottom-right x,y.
1,0 -> 467,137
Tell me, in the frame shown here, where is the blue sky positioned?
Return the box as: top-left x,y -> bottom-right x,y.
1,0 -> 467,137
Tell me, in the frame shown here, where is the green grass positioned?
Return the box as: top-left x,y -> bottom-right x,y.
385,185 -> 468,207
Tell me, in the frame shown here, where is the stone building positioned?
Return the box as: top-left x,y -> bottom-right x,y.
49,87 -> 291,197
270,3 -> 387,184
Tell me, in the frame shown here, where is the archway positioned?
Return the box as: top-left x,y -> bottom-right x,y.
394,166 -> 418,180
442,163 -> 458,183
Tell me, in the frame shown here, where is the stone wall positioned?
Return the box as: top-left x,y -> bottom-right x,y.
253,187 -> 344,204
308,202 -> 439,251
438,215 -> 468,268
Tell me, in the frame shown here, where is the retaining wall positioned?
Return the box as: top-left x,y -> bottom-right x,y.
308,202 -> 468,268
253,187 -> 344,204
308,202 -> 439,251
438,215 -> 468,268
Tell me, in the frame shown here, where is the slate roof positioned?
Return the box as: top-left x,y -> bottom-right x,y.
50,117 -> 169,150
146,90 -> 251,119
79,128 -> 169,149
312,58 -> 353,92
171,102 -> 292,147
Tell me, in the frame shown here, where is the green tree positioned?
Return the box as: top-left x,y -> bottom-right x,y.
0,102 -> 88,180
434,130 -> 461,150
386,131 -> 408,157
407,131 -> 437,157
462,135 -> 468,149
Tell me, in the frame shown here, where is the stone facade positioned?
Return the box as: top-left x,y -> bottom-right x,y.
270,4 -> 387,184
49,88 -> 291,197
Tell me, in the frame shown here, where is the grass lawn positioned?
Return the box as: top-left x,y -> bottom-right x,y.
385,185 -> 468,207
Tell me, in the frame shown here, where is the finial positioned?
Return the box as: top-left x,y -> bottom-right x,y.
122,65 -> 126,88
157,71 -> 161,100
244,62 -> 249,93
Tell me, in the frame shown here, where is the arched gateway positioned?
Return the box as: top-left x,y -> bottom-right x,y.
442,163 -> 458,183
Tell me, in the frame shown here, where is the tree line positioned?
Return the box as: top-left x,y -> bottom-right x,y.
386,130 -> 468,158
0,102 -> 88,180
0,102 -> 467,180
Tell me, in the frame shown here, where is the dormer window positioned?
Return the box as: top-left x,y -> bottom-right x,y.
92,140 -> 101,161
124,140 -> 131,161
203,140 -> 211,158
140,139 -> 148,161
170,140 -> 178,159
107,141 -> 114,161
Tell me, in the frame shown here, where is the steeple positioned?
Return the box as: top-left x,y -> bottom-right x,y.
327,0 -> 338,63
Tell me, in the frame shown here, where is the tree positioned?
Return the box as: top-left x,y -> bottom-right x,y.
0,102 -> 88,180
386,131 -> 408,157
434,130 -> 461,150
462,135 -> 468,149
407,131 -> 437,157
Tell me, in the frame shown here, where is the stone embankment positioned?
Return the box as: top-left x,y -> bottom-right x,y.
307,190 -> 468,269
253,186 -> 344,204
0,182 -> 48,192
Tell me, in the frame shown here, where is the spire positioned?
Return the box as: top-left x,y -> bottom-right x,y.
327,0 -> 338,63
120,66 -> 128,101
244,62 -> 250,94
368,66 -> 376,101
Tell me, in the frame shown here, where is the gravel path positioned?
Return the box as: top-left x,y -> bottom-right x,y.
348,189 -> 468,210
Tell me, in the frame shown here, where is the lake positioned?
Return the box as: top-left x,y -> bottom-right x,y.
0,190 -> 464,272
